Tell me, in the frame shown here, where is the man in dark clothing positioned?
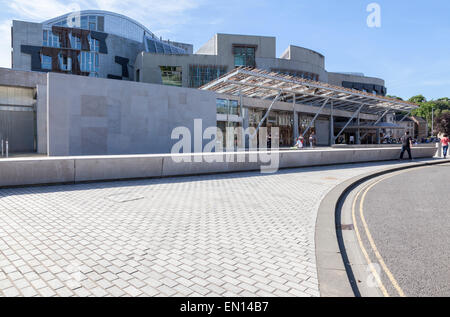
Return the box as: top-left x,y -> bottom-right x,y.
400,131 -> 413,160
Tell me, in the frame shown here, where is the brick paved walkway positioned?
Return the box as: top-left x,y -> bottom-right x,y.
0,161 -> 405,297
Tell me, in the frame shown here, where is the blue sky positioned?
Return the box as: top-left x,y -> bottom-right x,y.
0,0 -> 448,100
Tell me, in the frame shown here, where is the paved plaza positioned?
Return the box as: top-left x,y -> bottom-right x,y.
0,161 -> 414,297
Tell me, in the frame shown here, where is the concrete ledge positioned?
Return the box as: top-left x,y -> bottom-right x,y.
333,144 -> 438,149
315,158 -> 450,297
0,146 -> 438,188
0,158 -> 75,187
74,156 -> 164,182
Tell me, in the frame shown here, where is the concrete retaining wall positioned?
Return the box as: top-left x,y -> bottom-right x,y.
47,73 -> 217,156
0,146 -> 438,188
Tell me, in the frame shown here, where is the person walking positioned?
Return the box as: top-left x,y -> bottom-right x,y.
399,131 -> 413,160
349,135 -> 355,145
441,134 -> 449,159
309,132 -> 316,148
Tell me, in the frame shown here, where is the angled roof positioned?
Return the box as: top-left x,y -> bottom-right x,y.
201,68 -> 419,115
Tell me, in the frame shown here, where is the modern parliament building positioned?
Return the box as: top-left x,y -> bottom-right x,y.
1,10 -> 417,155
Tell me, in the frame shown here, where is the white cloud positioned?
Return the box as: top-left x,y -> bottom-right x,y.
93,0 -> 203,28
5,0 -> 203,26
6,0 -> 90,21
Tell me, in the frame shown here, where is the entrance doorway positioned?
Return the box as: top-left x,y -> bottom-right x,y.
0,86 -> 36,154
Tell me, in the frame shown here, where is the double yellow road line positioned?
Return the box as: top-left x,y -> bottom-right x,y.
350,168 -> 430,297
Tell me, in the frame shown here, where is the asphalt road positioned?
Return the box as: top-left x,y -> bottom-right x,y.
353,163 -> 450,297
355,164 -> 450,297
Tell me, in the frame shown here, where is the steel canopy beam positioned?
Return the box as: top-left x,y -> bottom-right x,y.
302,98 -> 330,138
360,109 -> 393,140
202,68 -> 418,113
251,91 -> 282,138
335,105 -> 365,141
235,69 -> 416,110
398,110 -> 412,122
223,80 -> 389,114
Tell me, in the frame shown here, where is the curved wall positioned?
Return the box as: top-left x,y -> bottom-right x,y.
327,72 -> 386,95
43,10 -> 154,42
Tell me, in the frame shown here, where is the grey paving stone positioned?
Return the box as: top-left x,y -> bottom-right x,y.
107,286 -> 126,297
140,285 -> 160,297
3,287 -> 20,297
39,287 -> 57,297
21,286 -> 38,297
30,279 -> 47,290
56,287 -> 74,297
0,162 -> 403,297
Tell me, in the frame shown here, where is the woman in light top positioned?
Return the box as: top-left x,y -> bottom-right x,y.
296,136 -> 304,149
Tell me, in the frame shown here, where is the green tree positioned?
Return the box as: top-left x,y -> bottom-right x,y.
386,95 -> 404,101
435,112 -> 450,135
409,95 -> 427,104
409,95 -> 450,133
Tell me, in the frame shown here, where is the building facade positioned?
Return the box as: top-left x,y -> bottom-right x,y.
135,33 -> 387,97
132,32 -> 389,147
392,115 -> 428,141
3,10 -> 416,156
12,10 -> 192,81
12,12 -> 387,95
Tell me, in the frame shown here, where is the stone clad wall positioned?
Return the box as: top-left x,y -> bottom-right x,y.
0,147 -> 440,187
47,73 -> 217,156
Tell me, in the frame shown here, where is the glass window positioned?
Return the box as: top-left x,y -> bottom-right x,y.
216,99 -> 240,116
145,37 -> 186,55
271,68 -> 319,82
103,14 -> 145,42
249,109 -> 263,126
0,86 -> 34,106
41,55 -> 52,70
59,55 -> 72,71
155,41 -> 164,54
88,36 -> 100,52
229,100 -> 239,116
70,34 -> 81,50
79,52 -> 99,73
189,65 -> 227,88
216,99 -> 228,115
81,16 -> 88,29
160,66 -> 182,87
233,46 -> 256,68
162,43 -> 172,54
69,16 -> 77,27
43,30 -> 60,48
146,39 -> 157,53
